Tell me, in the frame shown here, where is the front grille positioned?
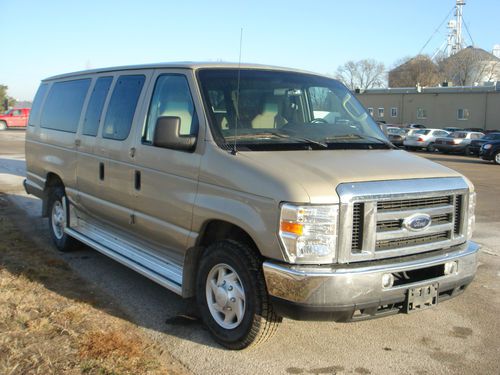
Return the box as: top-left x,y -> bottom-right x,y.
351,203 -> 364,252
338,178 -> 469,263
376,231 -> 451,251
454,195 -> 463,235
377,196 -> 452,211
376,213 -> 452,232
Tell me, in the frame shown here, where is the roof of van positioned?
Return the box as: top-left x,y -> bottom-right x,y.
43,62 -> 328,81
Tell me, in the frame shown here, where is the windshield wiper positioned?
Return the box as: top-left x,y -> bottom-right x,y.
226,131 -> 328,148
324,134 -> 395,149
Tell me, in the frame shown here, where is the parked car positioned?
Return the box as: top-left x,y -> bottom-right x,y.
403,128 -> 450,151
0,108 -> 31,130
464,127 -> 484,132
442,127 -> 462,133
467,132 -> 500,155
24,63 -> 479,349
406,123 -> 426,129
386,126 -> 406,146
434,131 -> 485,154
479,140 -> 500,164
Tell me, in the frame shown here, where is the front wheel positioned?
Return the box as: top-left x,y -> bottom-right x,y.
494,151 -> 500,165
196,240 -> 281,349
47,187 -> 77,252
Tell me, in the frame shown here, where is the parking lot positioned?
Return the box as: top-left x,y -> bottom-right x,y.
1,130 -> 499,375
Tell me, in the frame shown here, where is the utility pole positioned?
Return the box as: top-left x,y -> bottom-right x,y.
446,0 -> 466,57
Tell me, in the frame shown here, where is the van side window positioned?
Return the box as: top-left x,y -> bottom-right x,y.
29,83 -> 49,127
102,75 -> 145,140
40,79 -> 91,133
40,80 -> 91,132
143,74 -> 198,144
82,77 -> 113,136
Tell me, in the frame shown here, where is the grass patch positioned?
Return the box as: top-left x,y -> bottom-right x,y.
0,193 -> 188,374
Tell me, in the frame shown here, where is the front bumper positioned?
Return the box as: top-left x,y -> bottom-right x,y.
434,144 -> 466,152
263,241 -> 479,321
403,140 -> 428,147
479,149 -> 495,161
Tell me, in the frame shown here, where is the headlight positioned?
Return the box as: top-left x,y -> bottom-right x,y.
483,144 -> 492,150
279,203 -> 338,264
466,191 -> 476,240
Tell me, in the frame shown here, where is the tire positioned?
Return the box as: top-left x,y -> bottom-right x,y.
426,143 -> 436,152
47,187 -> 77,252
0,121 -> 6,131
196,240 -> 281,349
494,151 -> 500,165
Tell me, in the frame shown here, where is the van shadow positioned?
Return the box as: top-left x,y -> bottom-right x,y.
0,157 -> 27,177
0,193 -> 220,350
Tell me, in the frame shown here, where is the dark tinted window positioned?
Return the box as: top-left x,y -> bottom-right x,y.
102,75 -> 145,140
483,133 -> 500,140
41,79 -> 91,133
82,77 -> 113,136
28,83 -> 49,126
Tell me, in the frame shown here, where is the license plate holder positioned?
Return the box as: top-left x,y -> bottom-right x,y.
405,283 -> 438,313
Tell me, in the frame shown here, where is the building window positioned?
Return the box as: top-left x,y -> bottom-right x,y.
417,108 -> 427,119
391,107 -> 398,117
378,107 -> 384,117
457,108 -> 469,120
368,107 -> 374,117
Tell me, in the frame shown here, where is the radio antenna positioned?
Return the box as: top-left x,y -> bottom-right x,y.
231,28 -> 243,155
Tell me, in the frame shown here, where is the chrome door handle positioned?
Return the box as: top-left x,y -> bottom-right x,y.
129,147 -> 136,158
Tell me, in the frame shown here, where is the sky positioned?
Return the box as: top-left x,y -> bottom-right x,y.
1,0 -> 499,100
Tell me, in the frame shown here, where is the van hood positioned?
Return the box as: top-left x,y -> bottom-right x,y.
239,149 -> 462,203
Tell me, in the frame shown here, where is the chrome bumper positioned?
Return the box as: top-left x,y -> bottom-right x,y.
263,241 -> 479,321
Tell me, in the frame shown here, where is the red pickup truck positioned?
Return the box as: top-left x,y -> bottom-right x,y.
0,108 -> 31,130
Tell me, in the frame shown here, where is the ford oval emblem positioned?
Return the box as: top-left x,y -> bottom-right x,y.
403,213 -> 432,231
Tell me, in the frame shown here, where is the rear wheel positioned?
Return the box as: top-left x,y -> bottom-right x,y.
0,121 -> 6,131
426,143 -> 436,152
196,240 -> 281,349
47,187 -> 77,252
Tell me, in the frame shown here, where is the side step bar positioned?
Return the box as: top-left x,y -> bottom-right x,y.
65,225 -> 183,296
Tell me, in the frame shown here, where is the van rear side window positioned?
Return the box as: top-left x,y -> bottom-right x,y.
28,83 -> 49,126
82,77 -> 113,136
102,75 -> 145,140
40,79 -> 91,133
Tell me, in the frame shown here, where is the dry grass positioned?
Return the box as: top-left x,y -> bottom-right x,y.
0,194 -> 188,375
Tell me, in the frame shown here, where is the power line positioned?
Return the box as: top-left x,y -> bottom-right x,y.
418,6 -> 455,55
462,15 -> 475,46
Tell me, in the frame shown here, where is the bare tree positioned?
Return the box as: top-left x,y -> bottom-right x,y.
335,59 -> 386,90
389,55 -> 442,87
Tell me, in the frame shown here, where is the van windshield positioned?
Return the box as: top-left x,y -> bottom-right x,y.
198,69 -> 391,151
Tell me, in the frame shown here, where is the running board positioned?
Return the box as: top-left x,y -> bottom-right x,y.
65,224 -> 183,296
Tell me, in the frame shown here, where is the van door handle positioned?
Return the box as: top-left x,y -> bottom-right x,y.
134,170 -> 141,191
99,162 -> 105,181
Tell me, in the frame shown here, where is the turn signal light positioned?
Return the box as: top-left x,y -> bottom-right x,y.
280,221 -> 303,236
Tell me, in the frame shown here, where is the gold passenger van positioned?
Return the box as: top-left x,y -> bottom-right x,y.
25,63 -> 479,349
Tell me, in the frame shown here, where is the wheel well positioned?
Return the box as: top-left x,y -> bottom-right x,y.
183,220 -> 261,298
42,173 -> 64,216
198,220 -> 257,250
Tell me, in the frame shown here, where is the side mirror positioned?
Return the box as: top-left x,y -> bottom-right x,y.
153,116 -> 196,151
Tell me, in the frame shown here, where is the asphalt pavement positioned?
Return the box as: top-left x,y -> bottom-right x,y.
1,131 -> 499,375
